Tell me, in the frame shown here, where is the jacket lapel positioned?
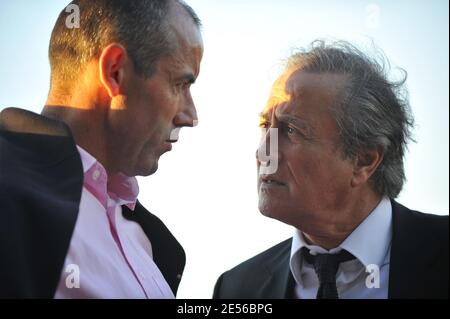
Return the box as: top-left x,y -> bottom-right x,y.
122,203 -> 186,296
258,238 -> 294,298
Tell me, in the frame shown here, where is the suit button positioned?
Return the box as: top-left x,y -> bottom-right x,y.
177,274 -> 182,280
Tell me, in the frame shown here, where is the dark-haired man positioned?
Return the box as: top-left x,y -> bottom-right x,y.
213,41 -> 448,299
0,0 -> 203,298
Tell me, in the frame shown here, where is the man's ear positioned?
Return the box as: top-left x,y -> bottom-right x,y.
99,43 -> 127,98
351,146 -> 384,187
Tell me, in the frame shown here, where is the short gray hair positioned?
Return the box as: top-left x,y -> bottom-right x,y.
286,40 -> 414,198
49,0 -> 201,86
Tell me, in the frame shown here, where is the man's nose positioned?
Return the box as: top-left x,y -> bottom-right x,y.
173,100 -> 198,128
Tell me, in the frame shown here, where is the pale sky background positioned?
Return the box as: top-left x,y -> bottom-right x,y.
0,0 -> 448,298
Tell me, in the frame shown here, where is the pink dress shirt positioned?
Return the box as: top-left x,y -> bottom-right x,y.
54,146 -> 174,299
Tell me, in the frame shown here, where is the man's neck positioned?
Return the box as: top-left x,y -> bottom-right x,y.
41,105 -> 113,174
301,192 -> 382,250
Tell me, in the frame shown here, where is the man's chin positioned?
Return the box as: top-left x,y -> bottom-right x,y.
146,164 -> 159,176
258,198 -> 277,219
142,161 -> 159,176
131,159 -> 159,177
258,197 -> 293,223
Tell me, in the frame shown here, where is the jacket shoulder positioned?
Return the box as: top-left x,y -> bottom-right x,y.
213,238 -> 292,299
226,238 -> 292,275
0,111 -> 82,298
392,200 -> 448,241
390,200 -> 449,298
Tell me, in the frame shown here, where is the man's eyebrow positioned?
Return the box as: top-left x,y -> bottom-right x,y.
259,112 -> 313,131
277,114 -> 313,131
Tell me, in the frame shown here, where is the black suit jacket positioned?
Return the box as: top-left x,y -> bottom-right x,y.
213,200 -> 449,299
0,108 -> 185,298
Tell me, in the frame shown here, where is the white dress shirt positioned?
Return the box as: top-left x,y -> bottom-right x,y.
289,197 -> 392,299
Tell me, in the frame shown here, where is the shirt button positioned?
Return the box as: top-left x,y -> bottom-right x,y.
140,271 -> 146,280
92,169 -> 101,181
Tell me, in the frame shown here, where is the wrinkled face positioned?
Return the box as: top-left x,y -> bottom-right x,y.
109,6 -> 203,177
257,70 -> 356,230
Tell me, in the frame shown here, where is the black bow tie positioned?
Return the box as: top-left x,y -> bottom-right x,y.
302,248 -> 356,299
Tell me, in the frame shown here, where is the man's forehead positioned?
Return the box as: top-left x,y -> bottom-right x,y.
169,1 -> 203,49
275,69 -> 346,92
165,8 -> 203,79
265,70 -> 347,108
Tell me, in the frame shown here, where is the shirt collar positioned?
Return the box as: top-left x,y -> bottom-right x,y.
290,197 -> 392,284
76,145 -> 139,211
339,197 -> 392,268
77,145 -> 96,173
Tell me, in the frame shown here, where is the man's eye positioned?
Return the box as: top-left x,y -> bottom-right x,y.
281,124 -> 296,135
282,125 -> 308,142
